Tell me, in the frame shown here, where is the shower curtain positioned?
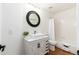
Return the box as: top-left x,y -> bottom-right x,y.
48,18 -> 55,41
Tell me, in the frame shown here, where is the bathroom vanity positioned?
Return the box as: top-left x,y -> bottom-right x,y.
24,10 -> 49,55
24,34 -> 49,55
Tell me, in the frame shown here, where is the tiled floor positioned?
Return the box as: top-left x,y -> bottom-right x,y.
48,47 -> 74,55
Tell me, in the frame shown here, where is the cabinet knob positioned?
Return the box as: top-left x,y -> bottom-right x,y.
46,40 -> 48,42
46,43 -> 49,45
45,49 -> 49,51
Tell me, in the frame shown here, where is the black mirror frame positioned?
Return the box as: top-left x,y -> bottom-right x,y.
26,11 -> 40,27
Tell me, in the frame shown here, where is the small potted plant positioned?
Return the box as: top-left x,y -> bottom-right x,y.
23,32 -> 29,37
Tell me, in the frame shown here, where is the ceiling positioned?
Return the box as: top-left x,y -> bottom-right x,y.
29,3 -> 75,14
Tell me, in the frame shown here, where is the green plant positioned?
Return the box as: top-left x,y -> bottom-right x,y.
23,32 -> 29,36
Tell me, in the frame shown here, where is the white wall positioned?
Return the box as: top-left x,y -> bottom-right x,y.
0,4 -> 2,54
76,4 -> 79,51
1,4 -> 24,55
23,4 -> 50,35
1,3 -> 50,55
0,4 -> 2,44
53,7 -> 77,54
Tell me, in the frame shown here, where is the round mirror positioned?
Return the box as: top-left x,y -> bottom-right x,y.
26,11 -> 40,27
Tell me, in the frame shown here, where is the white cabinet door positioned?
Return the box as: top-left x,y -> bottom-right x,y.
37,39 -> 42,55
25,40 -> 39,55
32,40 -> 39,55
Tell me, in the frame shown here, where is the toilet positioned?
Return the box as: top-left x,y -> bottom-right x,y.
49,40 -> 57,51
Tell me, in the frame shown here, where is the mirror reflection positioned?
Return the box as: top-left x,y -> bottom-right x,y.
26,11 -> 40,27
29,14 -> 38,25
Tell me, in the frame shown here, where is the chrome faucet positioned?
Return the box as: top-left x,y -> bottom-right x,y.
34,31 -> 36,34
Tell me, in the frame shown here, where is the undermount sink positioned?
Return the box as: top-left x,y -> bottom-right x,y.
24,33 -> 48,42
